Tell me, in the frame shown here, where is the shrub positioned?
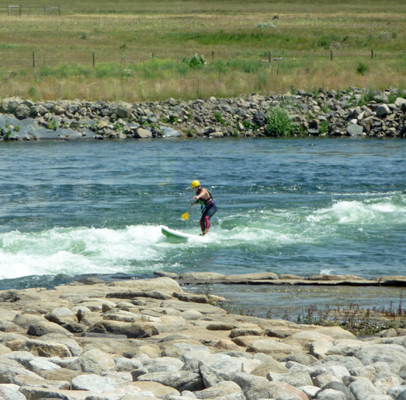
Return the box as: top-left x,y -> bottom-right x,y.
208,59 -> 229,74
182,54 -> 206,69
320,121 -> 329,134
358,87 -> 375,106
265,107 -> 296,137
356,62 -> 368,75
318,34 -> 341,49
213,111 -> 226,125
28,87 -> 37,98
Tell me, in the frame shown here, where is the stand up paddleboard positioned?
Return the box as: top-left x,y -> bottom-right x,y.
161,226 -> 200,239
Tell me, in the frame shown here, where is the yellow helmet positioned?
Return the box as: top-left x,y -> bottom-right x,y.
191,180 -> 200,189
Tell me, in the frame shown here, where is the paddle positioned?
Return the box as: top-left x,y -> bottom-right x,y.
181,205 -> 192,220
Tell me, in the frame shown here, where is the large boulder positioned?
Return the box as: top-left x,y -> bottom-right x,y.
134,127 -> 152,138
109,277 -> 181,293
347,124 -> 364,137
45,308 -> 77,325
233,373 -> 308,400
15,104 -> 31,119
0,358 -> 43,384
0,383 -> 26,400
86,320 -> 159,338
194,381 -> 245,399
355,344 -> 406,374
67,349 -> 116,374
246,339 -> 301,360
348,377 -> 382,400
15,339 -> 71,358
72,373 -> 116,392
267,370 -> 313,388
137,370 -> 204,392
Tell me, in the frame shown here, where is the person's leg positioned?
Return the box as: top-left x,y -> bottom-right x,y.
202,205 -> 217,234
199,217 -> 205,233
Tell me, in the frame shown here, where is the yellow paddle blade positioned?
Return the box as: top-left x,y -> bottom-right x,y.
181,212 -> 189,220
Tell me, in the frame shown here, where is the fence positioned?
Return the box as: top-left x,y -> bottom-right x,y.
0,47 -> 393,73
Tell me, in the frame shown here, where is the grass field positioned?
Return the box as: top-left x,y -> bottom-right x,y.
0,0 -> 406,101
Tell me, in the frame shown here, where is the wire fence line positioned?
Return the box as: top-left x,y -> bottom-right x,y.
0,47 -> 400,72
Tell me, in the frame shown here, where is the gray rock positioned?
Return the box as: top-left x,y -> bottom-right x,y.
39,334 -> 83,357
72,373 -> 116,393
347,124 -> 364,136
0,383 -> 26,400
349,377 -> 381,400
86,320 -> 159,338
28,358 -> 61,374
317,389 -> 346,400
114,357 -> 143,372
27,321 -> 74,337
45,307 -> 77,325
143,357 -> 183,373
0,358 -> 42,384
232,373 -> 275,400
315,356 -> 366,377
320,381 -> 354,400
137,371 -> 204,392
299,385 -> 321,399
134,127 -> 152,138
15,104 -> 31,119
194,381 -> 245,399
15,339 -> 71,358
376,104 -> 390,117
250,359 -> 289,377
355,344 -> 406,374
161,127 -> 181,137
68,349 -> 116,374
267,370 -> 313,388
387,386 -> 406,398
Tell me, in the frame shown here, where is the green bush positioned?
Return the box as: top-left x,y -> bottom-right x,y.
28,87 -> 37,98
182,54 -> 206,69
265,107 -> 296,137
39,63 -> 93,78
358,87 -> 375,106
356,62 -> 368,75
207,59 -> 229,74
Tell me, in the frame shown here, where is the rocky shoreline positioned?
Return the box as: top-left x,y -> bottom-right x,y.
1,272 -> 406,399
1,87 -> 406,141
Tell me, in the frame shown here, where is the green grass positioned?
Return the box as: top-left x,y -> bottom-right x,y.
0,0 -> 405,100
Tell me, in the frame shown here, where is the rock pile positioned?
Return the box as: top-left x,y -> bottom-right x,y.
1,87 -> 406,141
1,273 -> 406,400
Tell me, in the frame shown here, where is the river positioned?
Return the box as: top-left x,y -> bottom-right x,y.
0,137 -> 405,317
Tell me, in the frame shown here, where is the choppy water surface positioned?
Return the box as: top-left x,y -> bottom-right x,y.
0,138 -> 405,314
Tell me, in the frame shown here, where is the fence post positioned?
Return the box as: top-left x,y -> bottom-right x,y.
330,50 -> 333,61
33,52 -> 35,68
371,49 -> 374,59
92,52 -> 95,68
269,51 -> 271,63
212,50 -> 214,60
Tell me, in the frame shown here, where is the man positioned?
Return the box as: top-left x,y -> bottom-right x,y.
190,180 -> 217,236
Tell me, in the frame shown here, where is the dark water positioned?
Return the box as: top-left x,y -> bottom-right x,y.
0,138 -> 405,314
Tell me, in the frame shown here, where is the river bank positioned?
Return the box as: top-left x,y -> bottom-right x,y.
1,273 -> 406,400
1,87 -> 406,141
